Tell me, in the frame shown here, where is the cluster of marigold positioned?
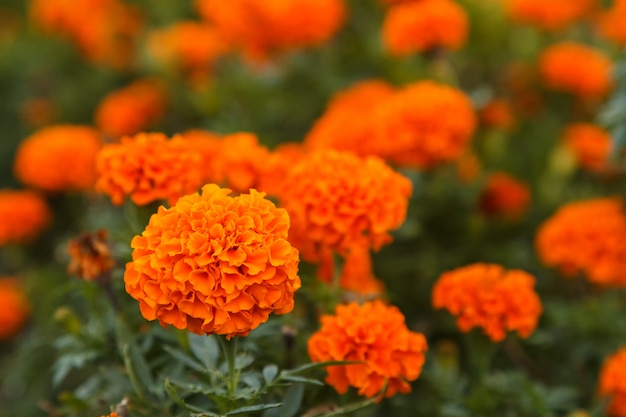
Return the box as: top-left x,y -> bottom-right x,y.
3,0 -> 626,413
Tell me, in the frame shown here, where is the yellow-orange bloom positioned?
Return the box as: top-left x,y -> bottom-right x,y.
599,347 -> 626,417
596,0 -> 626,46
0,277 -> 30,340
0,190 -> 50,246
14,125 -> 102,192
433,263 -> 542,342
308,300 -> 428,399
257,142 -> 307,197
505,0 -> 596,31
479,99 -> 517,131
479,172 -> 530,220
213,133 -> 272,194
29,0 -> 141,68
562,123 -> 611,173
278,150 -> 412,261
539,42 -> 613,99
375,80 -> 477,169
305,79 -> 396,158
195,0 -> 346,60
382,0 -> 468,56
536,198 -> 626,286
95,79 -> 166,138
95,133 -> 203,206
124,184 -> 301,339
179,129 -> 223,185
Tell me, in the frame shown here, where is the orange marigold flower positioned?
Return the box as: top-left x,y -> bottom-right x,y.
95,79 -> 166,138
0,190 -> 50,246
0,277 -> 30,340
68,230 -> 115,281
195,0 -> 346,60
562,123 -> 611,173
433,263 -> 542,342
258,142 -> 307,197
596,0 -> 626,46
539,42 -> 613,99
101,413 -> 120,417
304,79 -> 396,158
536,198 -> 626,286
95,132 -> 203,206
308,300 -> 428,399
124,184 -> 301,339
505,0 -> 596,31
456,152 -> 482,183
148,21 -> 228,75
317,245 -> 385,298
599,347 -> 626,417
375,80 -> 477,169
479,172 -> 530,220
213,133 -> 272,194
382,0 -> 468,56
29,0 -> 141,69
179,129 -> 223,185
278,150 -> 412,261
479,99 -> 516,131
14,125 -> 102,192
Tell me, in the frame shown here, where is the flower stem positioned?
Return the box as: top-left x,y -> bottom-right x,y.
218,336 -> 239,397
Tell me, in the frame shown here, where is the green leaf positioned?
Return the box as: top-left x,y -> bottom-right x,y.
165,378 -> 214,414
262,364 -> 279,384
189,333 -> 220,369
282,361 -> 358,376
234,353 -> 254,370
224,403 -> 283,416
123,343 -> 154,400
276,383 -> 304,417
278,374 -> 324,386
163,345 -> 211,374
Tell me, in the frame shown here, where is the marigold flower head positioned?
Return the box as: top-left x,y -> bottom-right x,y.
0,277 -> 30,340
257,142 -> 307,197
68,230 -> 115,281
95,79 -> 166,138
29,0 -> 141,68
179,129 -> 223,184
0,190 -> 51,246
14,125 -> 102,192
505,0 -> 596,31
479,172 -> 530,220
148,21 -> 228,75
304,80 -> 396,158
95,132 -> 204,206
433,263 -> 542,342
599,347 -> 626,417
317,245 -> 385,298
195,0 -> 346,60
213,133 -> 272,194
479,99 -> 516,131
596,0 -> 626,46
536,198 -> 626,286
308,300 -> 427,399
278,150 -> 412,261
562,123 -> 611,173
124,184 -> 301,339
539,42 -> 613,99
382,0 -> 468,56
374,80 -> 477,169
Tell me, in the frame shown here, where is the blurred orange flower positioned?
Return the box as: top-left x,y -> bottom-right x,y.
278,150 -> 412,261
179,129 -> 223,185
68,230 -> 115,281
456,152 -> 482,183
599,347 -> 626,417
30,0 -> 141,68
95,79 -> 166,138
258,142 -> 307,197
308,300 -> 428,399
317,245 -> 385,297
382,0 -> 468,56
124,184 -> 301,339
305,79 -> 396,158
479,172 -> 530,220
505,0 -> 596,31
433,263 -> 542,342
14,125 -> 102,192
95,132 -> 203,206
0,190 -> 50,246
539,42 -> 612,99
148,21 -> 228,77
195,0 -> 346,60
562,123 -> 611,173
596,0 -> 626,46
214,133 -> 272,193
479,99 -> 516,131
536,198 -> 626,286
375,80 -> 477,169
0,277 -> 30,340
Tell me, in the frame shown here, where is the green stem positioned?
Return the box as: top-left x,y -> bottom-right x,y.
218,336 -> 239,397
466,330 -> 498,383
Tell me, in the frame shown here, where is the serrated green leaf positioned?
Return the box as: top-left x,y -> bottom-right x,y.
189,333 -> 220,369
224,403 -> 283,416
163,345 -> 210,374
278,374 -> 324,386
123,344 -> 154,400
282,361 -> 359,376
263,364 -> 279,384
165,378 -> 213,414
277,383 -> 304,417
